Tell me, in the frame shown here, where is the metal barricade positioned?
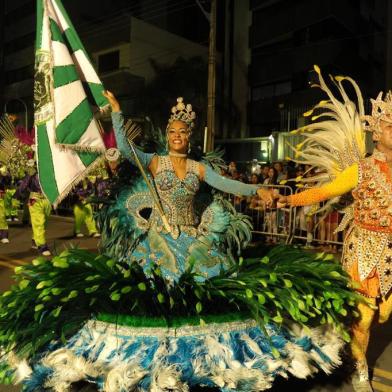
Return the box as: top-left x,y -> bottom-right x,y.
228,185 -> 347,249
291,188 -> 344,250
229,184 -> 294,244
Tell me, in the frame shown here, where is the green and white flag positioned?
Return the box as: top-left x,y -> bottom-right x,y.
34,0 -> 107,207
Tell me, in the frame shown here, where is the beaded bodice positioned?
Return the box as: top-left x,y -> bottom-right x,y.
150,156 -> 200,231
353,153 -> 392,232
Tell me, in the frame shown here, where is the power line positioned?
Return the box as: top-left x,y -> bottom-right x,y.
93,15 -> 208,74
123,39 -> 208,72
75,0 -> 196,36
63,0 -> 173,33
78,2 -> 192,40
73,3 -> 201,60
3,0 -> 192,50
6,1 -> 196,41
78,3 -> 202,55
4,3 -> 208,84
143,1 -> 199,22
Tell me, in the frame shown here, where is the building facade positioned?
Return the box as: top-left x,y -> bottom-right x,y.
248,0 -> 392,137
0,0 -> 209,129
1,0 -> 35,128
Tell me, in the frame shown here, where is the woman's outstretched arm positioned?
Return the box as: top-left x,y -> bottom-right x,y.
103,91 -> 157,171
278,164 -> 358,207
199,163 -> 273,202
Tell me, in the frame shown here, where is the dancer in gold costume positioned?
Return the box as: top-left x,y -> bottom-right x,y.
262,66 -> 392,392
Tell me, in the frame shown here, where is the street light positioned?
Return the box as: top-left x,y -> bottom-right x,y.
4,98 -> 28,130
268,134 -> 275,162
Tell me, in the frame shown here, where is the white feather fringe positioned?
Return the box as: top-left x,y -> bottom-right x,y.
150,365 -> 189,392
6,352 -> 32,384
105,363 -> 148,392
42,348 -> 100,391
12,320 -> 345,392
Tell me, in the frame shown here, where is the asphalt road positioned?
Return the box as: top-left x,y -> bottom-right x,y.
0,216 -> 391,392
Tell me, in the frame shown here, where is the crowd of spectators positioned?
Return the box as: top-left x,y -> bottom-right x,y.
221,160 -> 348,251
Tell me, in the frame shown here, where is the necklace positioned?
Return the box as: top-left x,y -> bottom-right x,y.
169,151 -> 187,158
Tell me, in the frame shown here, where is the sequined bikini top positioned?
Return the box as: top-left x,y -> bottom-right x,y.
353,152 -> 392,232
149,155 -> 200,234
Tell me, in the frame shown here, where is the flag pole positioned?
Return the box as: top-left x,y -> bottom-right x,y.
112,116 -> 171,233
128,142 -> 171,233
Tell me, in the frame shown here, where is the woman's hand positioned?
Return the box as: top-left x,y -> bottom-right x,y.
102,90 -> 121,112
276,194 -> 289,208
257,188 -> 274,206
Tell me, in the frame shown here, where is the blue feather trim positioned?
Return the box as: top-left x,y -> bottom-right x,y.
19,319 -> 344,391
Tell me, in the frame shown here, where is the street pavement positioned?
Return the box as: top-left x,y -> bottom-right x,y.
0,214 -> 99,275
0,216 -> 391,391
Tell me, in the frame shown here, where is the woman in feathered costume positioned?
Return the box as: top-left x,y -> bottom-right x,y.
103,90 -> 270,283
0,91 -> 362,392
264,66 -> 392,392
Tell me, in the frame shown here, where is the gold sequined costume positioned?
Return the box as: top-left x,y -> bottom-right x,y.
285,66 -> 392,388
289,150 -> 392,299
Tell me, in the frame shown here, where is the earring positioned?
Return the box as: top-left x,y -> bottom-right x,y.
188,142 -> 191,154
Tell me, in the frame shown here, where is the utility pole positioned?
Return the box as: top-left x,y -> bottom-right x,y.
206,0 -> 217,152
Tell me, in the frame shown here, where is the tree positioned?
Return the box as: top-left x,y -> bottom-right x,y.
137,56 -> 208,145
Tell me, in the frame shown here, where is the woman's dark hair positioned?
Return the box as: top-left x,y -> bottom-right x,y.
250,173 -> 260,183
267,167 -> 278,184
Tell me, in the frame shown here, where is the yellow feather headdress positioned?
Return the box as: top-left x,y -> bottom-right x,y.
286,65 -> 367,224
288,65 -> 366,184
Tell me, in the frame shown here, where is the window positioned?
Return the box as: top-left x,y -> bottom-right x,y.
252,85 -> 273,101
98,51 -> 120,73
4,32 -> 35,55
5,65 -> 34,85
275,81 -> 291,96
252,80 -> 292,101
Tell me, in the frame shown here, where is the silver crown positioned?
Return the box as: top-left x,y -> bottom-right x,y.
362,91 -> 392,134
168,97 -> 196,131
